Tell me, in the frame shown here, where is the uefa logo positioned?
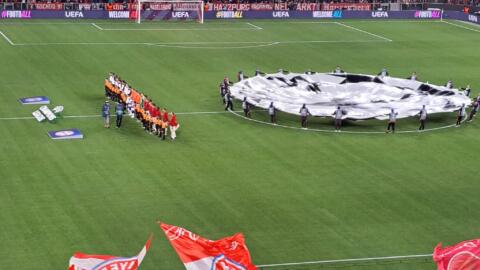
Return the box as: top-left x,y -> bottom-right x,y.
211,254 -> 246,270
55,131 -> 75,137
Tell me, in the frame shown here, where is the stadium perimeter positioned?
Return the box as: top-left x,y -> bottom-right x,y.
0,17 -> 479,270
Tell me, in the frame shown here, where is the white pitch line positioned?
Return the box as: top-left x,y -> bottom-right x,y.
11,39 -> 388,47
442,20 -> 480,33
228,109 -> 469,134
99,27 -> 257,31
335,22 -> 393,42
246,22 -> 263,30
455,20 -> 480,28
257,253 -> 432,268
334,20 -> 442,23
0,30 -> 15,46
91,23 -> 104,30
148,42 -> 279,49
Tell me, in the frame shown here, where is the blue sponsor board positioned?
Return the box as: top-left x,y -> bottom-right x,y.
48,128 -> 84,140
1,10 -> 477,25
19,96 -> 50,105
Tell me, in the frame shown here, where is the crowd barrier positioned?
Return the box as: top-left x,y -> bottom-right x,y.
0,9 -> 478,25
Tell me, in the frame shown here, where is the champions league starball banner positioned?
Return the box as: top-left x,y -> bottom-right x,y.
230,72 -> 472,120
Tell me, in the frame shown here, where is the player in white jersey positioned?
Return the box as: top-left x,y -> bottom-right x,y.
126,96 -> 135,118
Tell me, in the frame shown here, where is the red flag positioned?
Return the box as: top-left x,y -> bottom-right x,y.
160,223 -> 257,270
68,236 -> 151,270
433,239 -> 480,270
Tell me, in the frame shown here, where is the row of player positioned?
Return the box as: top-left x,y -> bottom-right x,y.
104,73 -> 179,140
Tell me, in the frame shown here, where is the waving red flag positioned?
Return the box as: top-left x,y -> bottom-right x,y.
160,223 -> 257,270
433,239 -> 480,270
68,236 -> 151,270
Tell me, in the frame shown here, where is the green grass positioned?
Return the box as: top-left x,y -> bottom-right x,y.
0,19 -> 479,270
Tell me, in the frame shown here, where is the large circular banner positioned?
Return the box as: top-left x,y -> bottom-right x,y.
230,72 -> 471,120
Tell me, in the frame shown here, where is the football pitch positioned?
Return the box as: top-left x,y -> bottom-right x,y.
0,19 -> 479,270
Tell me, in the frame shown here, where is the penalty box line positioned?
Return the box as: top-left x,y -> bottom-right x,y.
441,20 -> 480,33
8,39 -> 389,47
90,22 -> 262,31
0,30 -> 15,46
335,22 -> 393,42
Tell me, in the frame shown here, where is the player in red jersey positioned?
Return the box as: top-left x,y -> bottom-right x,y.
169,112 -> 179,141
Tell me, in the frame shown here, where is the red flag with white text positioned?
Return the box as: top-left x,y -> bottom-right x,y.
433,239 -> 480,270
68,236 -> 151,270
160,223 -> 257,270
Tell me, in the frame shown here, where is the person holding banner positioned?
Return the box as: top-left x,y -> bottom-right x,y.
468,98 -> 479,122
386,108 -> 398,133
242,97 -> 251,118
408,72 -> 417,81
456,104 -> 466,126
333,106 -> 346,132
268,102 -> 276,124
333,66 -> 345,74
378,68 -> 389,78
224,92 -> 234,111
418,105 -> 428,131
299,104 -> 311,128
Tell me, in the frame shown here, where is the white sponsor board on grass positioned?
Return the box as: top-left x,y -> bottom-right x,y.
230,72 -> 471,120
48,128 -> 84,139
